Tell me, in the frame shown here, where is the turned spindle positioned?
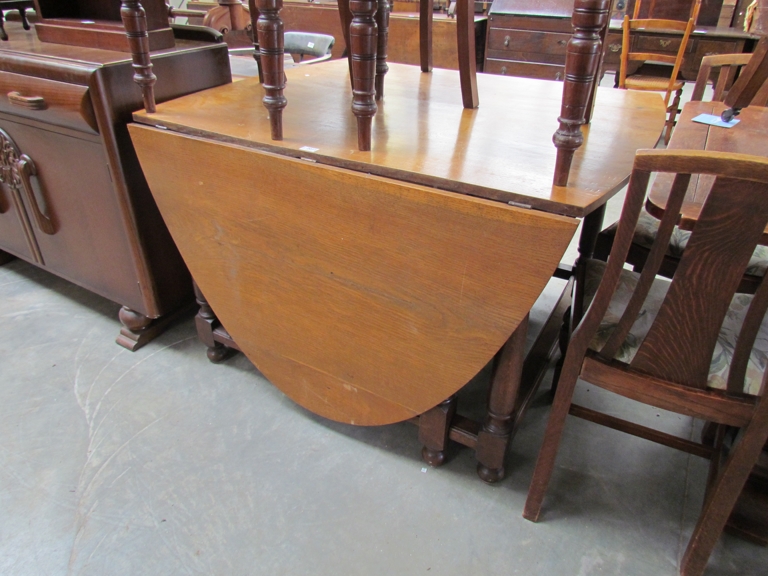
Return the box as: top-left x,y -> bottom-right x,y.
350,0 -> 379,151
254,0 -> 287,140
121,1 -> 157,113
374,0 -> 389,100
552,0 -> 610,187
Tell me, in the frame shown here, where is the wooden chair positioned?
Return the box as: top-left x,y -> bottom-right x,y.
0,0 -> 33,41
618,0 -> 699,144
524,149 -> 768,576
691,52 -> 768,105
594,50 -> 768,295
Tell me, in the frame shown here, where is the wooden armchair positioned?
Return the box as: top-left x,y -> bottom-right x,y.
524,149 -> 768,576
618,0 -> 700,144
691,52 -> 768,105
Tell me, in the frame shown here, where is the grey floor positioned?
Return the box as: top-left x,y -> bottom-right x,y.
3,80 -> 768,576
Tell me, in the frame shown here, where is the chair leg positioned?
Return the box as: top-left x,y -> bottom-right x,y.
664,87 -> 683,145
681,396 -> 768,576
455,0 -> 478,108
419,0 -> 433,72
522,344 -> 584,522
375,0 -> 389,100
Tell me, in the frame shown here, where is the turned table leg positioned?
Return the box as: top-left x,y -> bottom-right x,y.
193,281 -> 234,363
349,0 -> 379,151
419,395 -> 458,466
476,313 -> 529,483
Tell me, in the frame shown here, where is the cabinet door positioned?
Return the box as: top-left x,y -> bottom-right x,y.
0,177 -> 38,263
0,116 -> 145,310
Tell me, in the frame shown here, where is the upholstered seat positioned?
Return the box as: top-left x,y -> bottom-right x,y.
584,259 -> 768,395
598,206 -> 768,279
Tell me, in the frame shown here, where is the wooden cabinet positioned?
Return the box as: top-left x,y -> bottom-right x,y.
484,0 -> 757,82
0,23 -> 231,350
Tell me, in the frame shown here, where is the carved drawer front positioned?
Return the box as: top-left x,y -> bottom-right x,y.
0,72 -> 98,134
603,32 -> 624,67
484,58 -> 565,81
487,28 -> 571,55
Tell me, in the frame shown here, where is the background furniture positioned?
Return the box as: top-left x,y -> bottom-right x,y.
0,1 -> 33,41
32,0 -> 175,51
691,51 -> 768,102
618,1 -> 698,143
485,0 -> 758,81
0,21 -> 231,350
524,147 -> 768,576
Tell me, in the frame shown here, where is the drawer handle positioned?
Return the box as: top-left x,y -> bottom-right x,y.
659,39 -> 672,48
17,155 -> 55,235
558,39 -> 567,46
501,66 -> 507,75
555,72 -> 562,81
609,43 -> 621,53
504,35 -> 510,47
8,91 -> 47,111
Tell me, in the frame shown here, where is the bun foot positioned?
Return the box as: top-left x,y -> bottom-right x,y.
477,463 -> 505,484
206,344 -> 234,363
422,446 -> 446,467
116,304 -> 192,352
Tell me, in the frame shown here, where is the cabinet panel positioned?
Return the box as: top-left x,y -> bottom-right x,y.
0,116 -> 145,310
487,28 -> 570,54
0,180 -> 36,262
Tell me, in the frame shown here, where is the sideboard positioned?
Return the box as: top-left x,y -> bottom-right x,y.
0,23 -> 231,350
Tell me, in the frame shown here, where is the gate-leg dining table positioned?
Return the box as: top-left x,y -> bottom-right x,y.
128,60 -> 665,481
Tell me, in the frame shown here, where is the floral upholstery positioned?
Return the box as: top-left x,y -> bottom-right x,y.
584,260 -> 768,395
633,206 -> 768,277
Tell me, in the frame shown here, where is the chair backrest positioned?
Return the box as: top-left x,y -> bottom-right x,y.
618,0 -> 700,106
284,32 -> 335,64
692,52 -> 768,105
575,150 -> 768,396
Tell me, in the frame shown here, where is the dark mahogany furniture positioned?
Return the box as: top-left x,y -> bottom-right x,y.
0,1 -> 33,42
32,0 -> 175,52
0,20 -> 231,350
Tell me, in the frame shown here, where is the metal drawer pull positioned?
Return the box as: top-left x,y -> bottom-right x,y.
504,35 -> 510,47
609,43 -> 621,52
8,91 -> 47,111
659,39 -> 672,48
17,155 -> 55,235
558,39 -> 567,46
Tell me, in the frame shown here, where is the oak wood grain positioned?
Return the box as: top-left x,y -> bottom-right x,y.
132,59 -> 666,218
128,123 -> 578,425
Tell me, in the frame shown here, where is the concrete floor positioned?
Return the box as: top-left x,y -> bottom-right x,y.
3,77 -> 768,576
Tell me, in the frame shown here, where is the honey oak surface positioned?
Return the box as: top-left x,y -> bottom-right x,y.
133,60 -> 666,218
129,124 -> 577,425
647,101 -> 768,241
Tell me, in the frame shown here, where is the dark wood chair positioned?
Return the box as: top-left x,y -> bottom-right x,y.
618,0 -> 699,144
0,0 -> 33,41
524,149 -> 768,576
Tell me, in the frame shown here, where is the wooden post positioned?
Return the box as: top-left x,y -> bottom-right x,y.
254,0 -> 287,140
121,1 -> 157,113
375,0 -> 389,100
721,36 -> 768,121
552,0 -> 610,187
349,0 -> 379,151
